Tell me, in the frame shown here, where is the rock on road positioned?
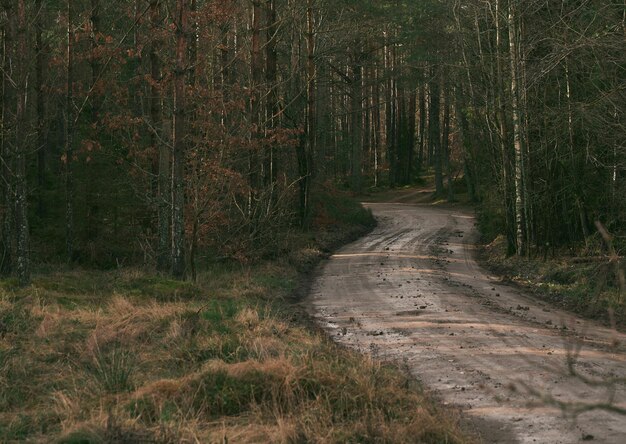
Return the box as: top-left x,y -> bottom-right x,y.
307,201 -> 626,443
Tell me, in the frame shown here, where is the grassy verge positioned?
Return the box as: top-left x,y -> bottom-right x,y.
0,189 -> 472,443
480,235 -> 625,328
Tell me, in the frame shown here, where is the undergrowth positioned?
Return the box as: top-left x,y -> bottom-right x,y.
0,191 -> 472,443
481,235 -> 625,327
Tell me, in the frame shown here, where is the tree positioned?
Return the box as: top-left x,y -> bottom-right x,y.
64,0 -> 74,262
0,0 -> 621,279
430,68 -> 443,196
0,4 -> 13,277
508,0 -> 526,255
14,0 -> 29,285
150,0 -> 169,272
171,0 -> 188,279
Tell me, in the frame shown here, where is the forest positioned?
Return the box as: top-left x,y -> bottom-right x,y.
0,0 -> 624,284
0,0 -> 625,442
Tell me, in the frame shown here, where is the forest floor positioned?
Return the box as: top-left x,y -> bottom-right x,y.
307,186 -> 626,443
0,189 -> 473,443
479,240 -> 625,330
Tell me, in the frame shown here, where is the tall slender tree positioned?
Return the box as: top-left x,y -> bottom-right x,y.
64,0 -> 74,262
430,69 -> 443,196
171,0 -> 188,278
508,0 -> 525,255
150,0 -> 169,272
14,0 -> 29,285
0,12 -> 12,276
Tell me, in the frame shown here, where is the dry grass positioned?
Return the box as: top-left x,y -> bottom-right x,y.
0,266 -> 473,443
0,199 -> 472,443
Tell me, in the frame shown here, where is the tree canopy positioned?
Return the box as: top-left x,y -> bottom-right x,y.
1,0 -> 624,283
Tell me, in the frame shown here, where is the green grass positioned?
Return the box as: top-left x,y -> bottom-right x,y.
89,342 -> 137,393
120,275 -> 201,301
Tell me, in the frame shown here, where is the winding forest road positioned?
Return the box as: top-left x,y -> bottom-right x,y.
307,197 -> 626,443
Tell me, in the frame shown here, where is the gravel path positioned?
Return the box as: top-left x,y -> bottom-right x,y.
307,202 -> 626,443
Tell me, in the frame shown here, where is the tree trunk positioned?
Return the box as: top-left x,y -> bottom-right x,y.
350,57 -> 363,192
407,88 -> 417,183
453,1 -> 478,202
299,0 -> 315,225
171,0 -> 188,279
87,0 -> 100,242
385,34 -> 396,187
417,81 -> 426,173
508,0 -> 526,256
248,0 -> 263,225
564,60 -> 589,244
373,67 -> 381,186
430,68 -> 443,196
188,0 -> 197,86
150,0 -> 170,272
397,84 -> 408,185
443,81 -> 454,202
35,0 -> 46,219
65,0 -> 74,262
1,23 -> 12,276
15,0 -> 29,286
454,83 -> 477,202
265,0 -> 278,185
364,63 -> 372,182
493,0 -> 516,255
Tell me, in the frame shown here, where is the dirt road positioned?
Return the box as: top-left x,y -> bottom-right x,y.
307,201 -> 626,443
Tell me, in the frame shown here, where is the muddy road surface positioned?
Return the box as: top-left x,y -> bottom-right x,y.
307,202 -> 626,443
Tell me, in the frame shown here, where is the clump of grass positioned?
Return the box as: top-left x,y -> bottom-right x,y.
84,296 -> 178,354
131,361 -> 286,420
129,349 -> 468,443
90,342 -> 136,393
58,414 -> 177,444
